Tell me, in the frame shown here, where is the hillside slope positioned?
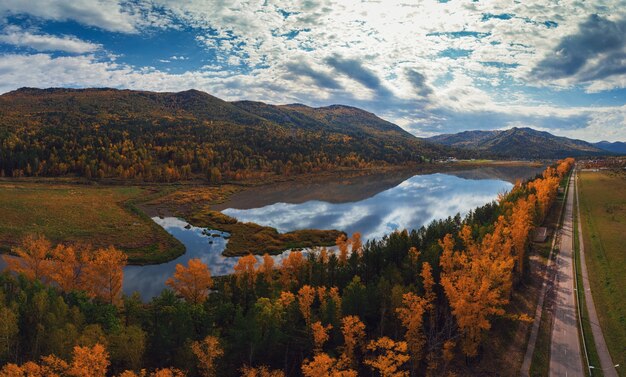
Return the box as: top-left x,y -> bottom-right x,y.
0,87 -> 444,181
427,127 -> 605,159
593,141 -> 626,155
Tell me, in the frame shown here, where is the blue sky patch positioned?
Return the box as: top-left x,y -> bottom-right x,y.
439,48 -> 473,59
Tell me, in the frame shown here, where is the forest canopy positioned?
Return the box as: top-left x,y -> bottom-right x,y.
0,159 -> 575,376
0,88 -> 448,182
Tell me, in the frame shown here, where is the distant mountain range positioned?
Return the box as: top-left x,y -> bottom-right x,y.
426,127 -> 613,159
0,88 -> 620,182
592,141 -> 626,154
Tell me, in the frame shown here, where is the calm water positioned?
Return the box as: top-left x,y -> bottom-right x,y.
123,167 -> 544,299
222,173 -> 511,241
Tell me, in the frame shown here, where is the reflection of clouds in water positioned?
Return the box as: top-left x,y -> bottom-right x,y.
123,217 -> 305,300
126,173 -> 513,300
223,174 -> 513,241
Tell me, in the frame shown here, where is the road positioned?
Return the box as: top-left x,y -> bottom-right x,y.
575,170 -> 619,377
550,172 -> 584,376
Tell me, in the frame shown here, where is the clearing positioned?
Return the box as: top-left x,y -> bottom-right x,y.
0,181 -> 183,264
578,170 -> 626,374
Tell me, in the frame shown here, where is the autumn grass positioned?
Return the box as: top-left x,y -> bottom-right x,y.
142,185 -> 345,257
578,171 -> 626,375
572,197 -> 603,376
0,181 -> 184,264
187,209 -> 343,257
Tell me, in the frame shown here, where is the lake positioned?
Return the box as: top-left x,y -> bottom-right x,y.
123,165 -> 544,299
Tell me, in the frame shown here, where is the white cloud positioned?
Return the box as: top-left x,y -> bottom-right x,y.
0,1 -> 625,141
0,26 -> 100,53
0,0 -> 140,33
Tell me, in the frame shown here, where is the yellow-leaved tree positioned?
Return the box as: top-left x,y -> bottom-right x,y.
439,219 -> 514,357
166,258 -> 213,305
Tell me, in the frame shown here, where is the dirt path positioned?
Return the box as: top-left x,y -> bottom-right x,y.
575,170 -> 619,377
549,173 -> 584,376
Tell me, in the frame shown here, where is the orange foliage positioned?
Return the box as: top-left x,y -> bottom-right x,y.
312,321 -> 332,353
49,244 -> 92,293
191,336 -> 223,377
117,368 -> 187,377
301,353 -> 357,377
364,337 -> 410,377
277,291 -> 295,308
439,221 -> 514,357
258,253 -> 275,284
340,315 -> 366,368
0,344 -> 109,377
297,285 -> 316,328
279,251 -> 304,287
336,234 -> 350,265
510,195 -> 536,276
408,247 -> 420,266
528,175 -> 559,222
420,262 -> 435,309
319,247 -> 329,264
149,369 -> 187,377
84,246 -> 128,305
350,233 -> 362,257
166,258 -> 213,304
240,365 -> 284,377
68,343 -> 110,377
234,254 -> 258,290
396,292 -> 427,363
3,235 -> 52,283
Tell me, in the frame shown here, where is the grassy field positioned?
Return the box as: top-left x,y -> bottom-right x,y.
572,200 -> 602,376
0,181 -> 184,264
578,170 -> 626,375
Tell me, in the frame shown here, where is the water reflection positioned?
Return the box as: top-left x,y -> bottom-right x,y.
223,173 -> 513,241
123,217 -> 298,299
125,172 -> 515,299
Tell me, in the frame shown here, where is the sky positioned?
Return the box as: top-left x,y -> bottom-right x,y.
0,0 -> 625,142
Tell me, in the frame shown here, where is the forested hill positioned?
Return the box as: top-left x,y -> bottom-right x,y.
0,87 -> 447,181
232,101 -> 414,138
427,127 -> 605,159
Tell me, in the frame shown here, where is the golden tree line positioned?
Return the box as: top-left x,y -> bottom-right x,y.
438,157 -> 574,358
2,236 -> 127,304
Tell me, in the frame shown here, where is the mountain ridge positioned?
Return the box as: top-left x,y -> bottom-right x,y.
593,140 -> 626,154
0,87 -> 445,181
427,127 -> 606,159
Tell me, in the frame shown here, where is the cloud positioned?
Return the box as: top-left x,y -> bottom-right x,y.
285,60 -> 342,90
0,0 -> 625,142
0,0 -> 140,33
325,55 -> 392,98
0,27 -> 100,53
404,69 -> 433,97
531,14 -> 626,85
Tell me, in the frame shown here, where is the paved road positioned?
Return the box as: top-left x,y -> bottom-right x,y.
550,173 -> 584,377
575,170 -> 619,377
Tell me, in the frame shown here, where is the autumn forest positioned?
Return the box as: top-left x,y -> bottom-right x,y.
0,158 -> 575,376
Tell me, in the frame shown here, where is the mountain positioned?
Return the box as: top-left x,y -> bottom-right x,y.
427,127 -> 605,159
593,141 -> 626,155
232,101 -> 414,139
0,87 -> 446,181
